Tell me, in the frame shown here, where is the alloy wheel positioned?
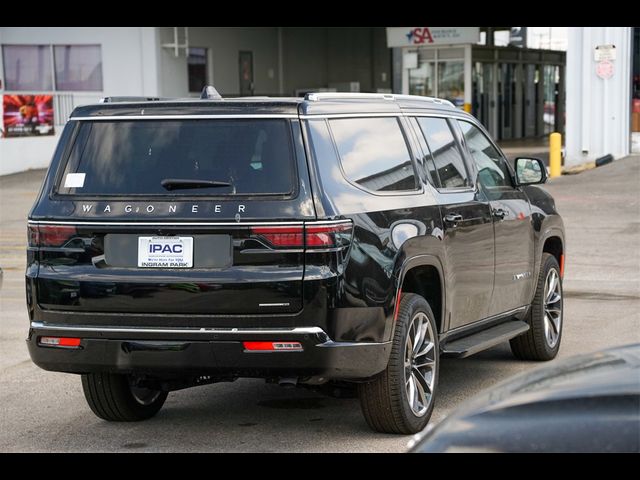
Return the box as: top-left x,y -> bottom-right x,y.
403,312 -> 437,417
543,268 -> 563,348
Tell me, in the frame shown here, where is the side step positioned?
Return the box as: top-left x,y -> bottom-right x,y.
441,321 -> 530,358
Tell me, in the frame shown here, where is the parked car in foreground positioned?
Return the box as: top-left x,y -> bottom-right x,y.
410,344 -> 640,452
26,89 -> 565,433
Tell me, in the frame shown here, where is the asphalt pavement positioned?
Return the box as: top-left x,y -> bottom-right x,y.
1,156 -> 638,452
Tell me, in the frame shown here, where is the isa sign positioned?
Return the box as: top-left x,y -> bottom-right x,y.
387,27 -> 479,48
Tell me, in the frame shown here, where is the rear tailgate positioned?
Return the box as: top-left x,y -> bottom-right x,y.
32,218 -> 306,315
30,115 -> 317,321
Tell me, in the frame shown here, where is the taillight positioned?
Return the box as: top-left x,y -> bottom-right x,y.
251,221 -> 353,250
305,223 -> 353,248
250,226 -> 304,248
28,225 -> 77,247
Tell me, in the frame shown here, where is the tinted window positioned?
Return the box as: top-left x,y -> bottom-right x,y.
330,118 -> 417,192
2,45 -> 53,91
458,121 -> 512,188
409,117 -> 441,188
58,120 -> 295,196
54,45 -> 103,91
417,117 -> 469,189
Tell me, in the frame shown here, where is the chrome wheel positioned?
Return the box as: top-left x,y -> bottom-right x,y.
404,312 -> 436,417
543,268 -> 562,348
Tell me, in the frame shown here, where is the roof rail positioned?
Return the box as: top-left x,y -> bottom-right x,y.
99,96 -> 163,103
305,92 -> 395,102
393,94 -> 456,108
305,92 -> 455,108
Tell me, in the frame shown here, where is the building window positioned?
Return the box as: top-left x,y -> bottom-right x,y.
329,117 -> 418,193
2,45 -> 53,91
54,45 -> 103,91
188,48 -> 208,93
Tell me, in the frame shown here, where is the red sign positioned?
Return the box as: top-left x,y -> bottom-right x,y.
408,27 -> 434,45
596,60 -> 614,80
2,94 -> 55,138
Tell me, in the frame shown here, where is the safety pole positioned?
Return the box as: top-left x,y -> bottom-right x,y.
549,133 -> 562,178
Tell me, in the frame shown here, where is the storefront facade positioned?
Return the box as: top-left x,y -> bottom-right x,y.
387,27 -> 566,142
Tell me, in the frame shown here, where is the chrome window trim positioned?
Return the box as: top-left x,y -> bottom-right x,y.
27,219 -> 351,227
68,114 -> 299,121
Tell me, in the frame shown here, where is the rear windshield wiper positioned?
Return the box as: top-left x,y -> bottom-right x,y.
161,179 -> 232,191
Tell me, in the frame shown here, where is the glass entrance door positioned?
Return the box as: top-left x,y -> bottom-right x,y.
406,47 -> 465,109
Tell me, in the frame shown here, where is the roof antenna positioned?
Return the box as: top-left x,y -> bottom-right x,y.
201,85 -> 223,100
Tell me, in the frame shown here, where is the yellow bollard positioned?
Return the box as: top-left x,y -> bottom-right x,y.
549,133 -> 562,178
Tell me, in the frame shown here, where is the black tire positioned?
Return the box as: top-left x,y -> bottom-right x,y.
511,253 -> 563,361
358,293 -> 439,434
81,373 -> 168,422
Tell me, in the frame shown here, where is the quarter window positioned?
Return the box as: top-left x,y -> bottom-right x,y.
329,117 -> 418,193
457,121 -> 513,188
417,117 -> 470,189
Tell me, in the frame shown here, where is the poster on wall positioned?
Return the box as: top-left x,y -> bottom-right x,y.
2,95 -> 55,138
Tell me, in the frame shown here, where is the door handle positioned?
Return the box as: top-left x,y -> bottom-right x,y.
493,208 -> 508,220
444,213 -> 464,224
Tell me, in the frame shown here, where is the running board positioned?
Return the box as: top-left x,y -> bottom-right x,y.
441,321 -> 530,358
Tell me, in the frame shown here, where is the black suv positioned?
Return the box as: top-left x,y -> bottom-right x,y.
26,90 -> 565,434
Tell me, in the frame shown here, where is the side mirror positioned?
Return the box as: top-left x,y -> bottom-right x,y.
515,157 -> 547,186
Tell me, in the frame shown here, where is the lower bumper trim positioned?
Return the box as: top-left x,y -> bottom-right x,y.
27,324 -> 391,380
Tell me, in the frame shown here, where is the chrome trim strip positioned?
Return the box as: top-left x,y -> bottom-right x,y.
30,321 -> 324,336
28,220 -> 305,227
259,303 -> 291,307
28,220 -> 352,227
300,113 -> 402,119
402,111 -> 469,117
69,114 -> 299,121
444,306 -> 529,338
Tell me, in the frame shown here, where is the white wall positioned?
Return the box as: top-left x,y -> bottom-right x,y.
0,134 -> 60,177
566,27 -> 632,167
0,27 -> 158,176
189,27 -> 281,96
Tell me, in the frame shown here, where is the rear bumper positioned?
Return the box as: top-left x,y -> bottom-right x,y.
27,322 -> 391,380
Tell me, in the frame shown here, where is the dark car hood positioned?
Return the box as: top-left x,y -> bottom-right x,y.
411,344 -> 640,453
477,344 -> 640,411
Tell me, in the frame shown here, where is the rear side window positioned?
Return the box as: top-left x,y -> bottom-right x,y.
417,117 -> 470,189
329,117 -> 418,193
58,119 -> 295,196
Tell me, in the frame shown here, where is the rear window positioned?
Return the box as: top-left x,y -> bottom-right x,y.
57,119 -> 295,196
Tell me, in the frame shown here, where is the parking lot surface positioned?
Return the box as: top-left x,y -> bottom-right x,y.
1,156 -> 638,452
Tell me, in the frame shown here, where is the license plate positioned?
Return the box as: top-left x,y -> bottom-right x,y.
137,237 -> 193,268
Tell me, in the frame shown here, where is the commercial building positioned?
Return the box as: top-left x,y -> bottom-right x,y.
2,26 -> 634,176
565,27 -> 639,166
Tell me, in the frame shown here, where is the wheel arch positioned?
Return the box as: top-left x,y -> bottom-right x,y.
394,255 -> 446,337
